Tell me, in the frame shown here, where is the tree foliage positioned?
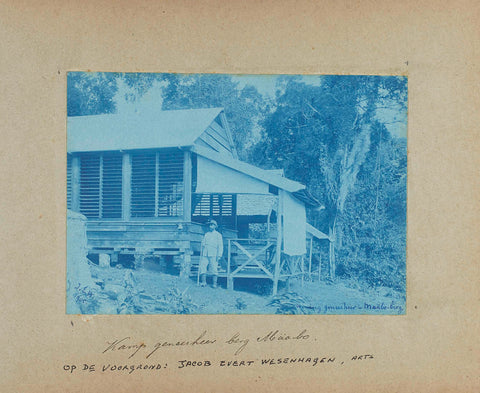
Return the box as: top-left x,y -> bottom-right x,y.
251,75 -> 407,289
161,74 -> 267,159
67,72 -> 118,116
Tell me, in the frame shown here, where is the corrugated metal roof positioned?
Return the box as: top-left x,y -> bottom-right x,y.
67,108 -> 223,152
191,145 -> 305,193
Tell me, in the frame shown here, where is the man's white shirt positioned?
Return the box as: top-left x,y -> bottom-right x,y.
202,230 -> 223,258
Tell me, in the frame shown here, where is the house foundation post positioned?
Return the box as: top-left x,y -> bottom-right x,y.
99,253 -> 110,268
227,276 -> 234,291
110,252 -> 119,266
179,250 -> 192,281
134,253 -> 145,270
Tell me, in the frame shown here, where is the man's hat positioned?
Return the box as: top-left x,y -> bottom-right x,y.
207,219 -> 218,227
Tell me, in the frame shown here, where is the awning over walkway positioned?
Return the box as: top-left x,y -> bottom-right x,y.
195,156 -> 269,194
192,145 -> 305,193
192,148 -> 324,257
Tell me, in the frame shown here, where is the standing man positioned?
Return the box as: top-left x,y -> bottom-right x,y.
199,219 -> 223,288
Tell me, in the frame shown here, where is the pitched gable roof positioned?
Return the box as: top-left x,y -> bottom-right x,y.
67,107 -> 224,153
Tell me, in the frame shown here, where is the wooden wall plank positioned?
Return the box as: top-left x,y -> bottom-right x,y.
198,132 -> 231,154
208,122 -> 231,147
220,112 -> 238,158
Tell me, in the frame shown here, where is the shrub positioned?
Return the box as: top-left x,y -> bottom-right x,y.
155,287 -> 198,314
235,297 -> 247,310
73,284 -> 99,314
268,292 -> 318,314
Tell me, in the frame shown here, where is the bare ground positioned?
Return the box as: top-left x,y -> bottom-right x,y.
86,260 -> 405,315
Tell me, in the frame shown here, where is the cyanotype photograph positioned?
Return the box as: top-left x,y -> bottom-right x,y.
66,72 -> 407,315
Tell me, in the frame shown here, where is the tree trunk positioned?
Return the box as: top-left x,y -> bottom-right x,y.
373,140 -> 383,230
328,224 -> 336,280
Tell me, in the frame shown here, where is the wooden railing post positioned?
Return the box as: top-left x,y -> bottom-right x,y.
318,253 -> 322,282
227,239 -> 233,290
308,238 -> 313,279
301,255 -> 304,287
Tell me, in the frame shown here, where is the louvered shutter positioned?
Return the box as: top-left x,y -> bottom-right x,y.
102,153 -> 123,218
192,194 -> 211,217
131,150 -> 184,218
192,193 -> 236,228
79,152 -> 123,219
67,154 -> 72,210
80,154 -> 101,218
220,194 -> 233,216
157,150 -> 184,217
131,152 -> 156,218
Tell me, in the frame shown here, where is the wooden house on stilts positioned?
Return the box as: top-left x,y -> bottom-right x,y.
67,108 -> 330,294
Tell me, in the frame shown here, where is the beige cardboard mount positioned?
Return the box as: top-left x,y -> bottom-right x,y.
0,1 -> 478,392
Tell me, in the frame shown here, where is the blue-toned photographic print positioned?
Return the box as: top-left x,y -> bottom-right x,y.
66,72 -> 407,315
